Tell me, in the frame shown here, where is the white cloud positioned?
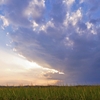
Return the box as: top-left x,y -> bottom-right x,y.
40,20 -> 55,32
0,16 -> 9,27
64,8 -> 82,26
63,0 -> 75,7
86,22 -> 93,29
66,0 -> 75,5
24,0 -> 45,20
64,37 -> 74,47
86,22 -> 97,34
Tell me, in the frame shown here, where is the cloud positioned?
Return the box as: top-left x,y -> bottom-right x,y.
0,15 -> 9,27
1,0 -> 100,84
0,49 -> 60,85
0,0 -> 5,4
2,0 -> 31,27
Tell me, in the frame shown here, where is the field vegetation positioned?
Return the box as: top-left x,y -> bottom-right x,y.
0,85 -> 100,100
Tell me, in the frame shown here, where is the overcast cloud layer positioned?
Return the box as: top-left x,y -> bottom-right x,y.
0,0 -> 100,84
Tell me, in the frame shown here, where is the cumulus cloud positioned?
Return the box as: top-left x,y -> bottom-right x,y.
25,0 -> 45,22
1,0 -> 100,84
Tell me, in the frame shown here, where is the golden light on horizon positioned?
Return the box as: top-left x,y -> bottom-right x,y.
0,49 -> 64,86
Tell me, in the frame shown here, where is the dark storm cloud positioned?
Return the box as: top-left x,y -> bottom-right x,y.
1,0 -> 100,84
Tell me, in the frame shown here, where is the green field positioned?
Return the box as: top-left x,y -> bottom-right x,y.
0,85 -> 100,100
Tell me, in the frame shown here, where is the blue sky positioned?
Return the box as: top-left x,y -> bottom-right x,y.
0,0 -> 100,85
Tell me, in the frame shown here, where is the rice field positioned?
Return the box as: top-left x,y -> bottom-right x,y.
0,85 -> 100,100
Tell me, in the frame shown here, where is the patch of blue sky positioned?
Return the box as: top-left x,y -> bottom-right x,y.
44,0 -> 62,21
80,2 -> 91,22
71,0 -> 80,11
45,0 -> 53,8
28,15 -> 33,22
44,0 -> 53,22
5,25 -> 13,33
89,9 -> 100,27
0,5 -> 6,16
90,8 -> 100,19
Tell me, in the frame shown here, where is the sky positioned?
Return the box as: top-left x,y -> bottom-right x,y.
0,0 -> 100,86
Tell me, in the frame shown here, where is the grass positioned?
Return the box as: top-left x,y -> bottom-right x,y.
0,85 -> 100,100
